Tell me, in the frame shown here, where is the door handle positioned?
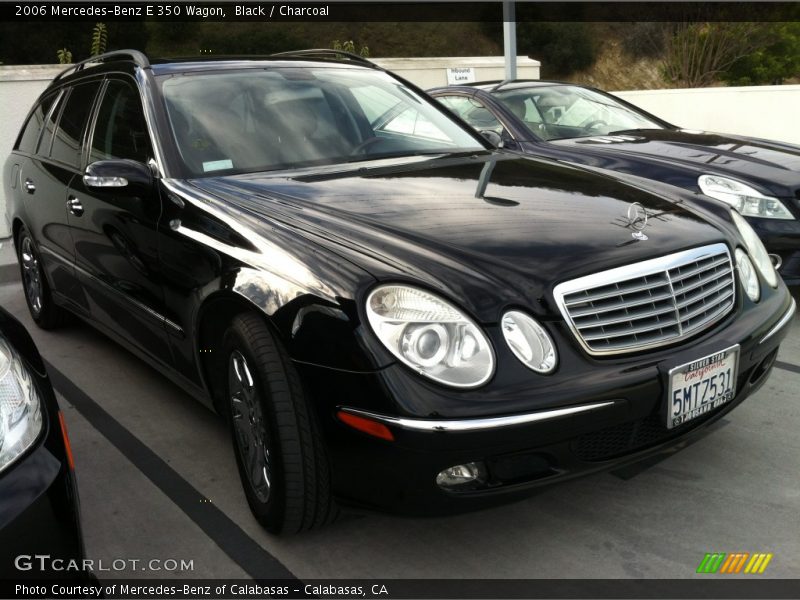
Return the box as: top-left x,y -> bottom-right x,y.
24,179 -> 36,194
67,196 -> 84,217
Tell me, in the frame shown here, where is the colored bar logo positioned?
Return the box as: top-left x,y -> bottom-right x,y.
697,552 -> 773,574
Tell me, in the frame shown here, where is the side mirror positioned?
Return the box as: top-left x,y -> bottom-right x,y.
84,159 -> 152,194
479,130 -> 503,148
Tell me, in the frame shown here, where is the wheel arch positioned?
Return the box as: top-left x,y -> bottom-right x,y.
194,291 -> 278,415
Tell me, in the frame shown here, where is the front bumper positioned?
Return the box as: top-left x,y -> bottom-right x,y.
300,286 -> 795,515
0,413 -> 85,578
750,216 -> 800,286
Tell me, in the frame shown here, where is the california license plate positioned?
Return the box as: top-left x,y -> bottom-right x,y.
667,345 -> 739,429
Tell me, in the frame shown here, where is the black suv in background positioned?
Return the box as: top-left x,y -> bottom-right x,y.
4,50 -> 795,534
429,81 -> 800,285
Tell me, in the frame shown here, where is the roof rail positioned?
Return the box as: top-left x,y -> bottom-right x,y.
269,49 -> 379,68
490,79 -> 515,92
488,78 -> 554,92
53,49 -> 150,83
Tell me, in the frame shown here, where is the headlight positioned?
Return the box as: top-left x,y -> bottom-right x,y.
0,334 -> 43,473
731,210 -> 779,288
501,311 -> 557,374
698,175 -> 794,220
735,248 -> 760,302
366,285 -> 495,388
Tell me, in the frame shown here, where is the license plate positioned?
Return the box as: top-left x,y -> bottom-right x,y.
667,345 -> 739,429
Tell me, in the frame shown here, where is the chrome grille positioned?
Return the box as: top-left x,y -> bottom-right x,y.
553,244 -> 735,355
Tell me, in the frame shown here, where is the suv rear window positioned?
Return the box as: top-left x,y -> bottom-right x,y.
15,93 -> 57,154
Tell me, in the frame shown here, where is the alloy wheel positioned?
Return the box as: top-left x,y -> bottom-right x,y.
228,350 -> 272,503
20,237 -> 43,316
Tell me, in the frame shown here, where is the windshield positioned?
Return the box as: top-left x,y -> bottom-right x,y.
160,67 -> 485,176
493,85 -> 665,141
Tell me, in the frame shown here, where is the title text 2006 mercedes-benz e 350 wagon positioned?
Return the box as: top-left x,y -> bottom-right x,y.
4,50 -> 796,534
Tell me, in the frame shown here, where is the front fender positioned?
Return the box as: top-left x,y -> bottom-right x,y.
161,179 -> 392,375
227,266 -> 391,372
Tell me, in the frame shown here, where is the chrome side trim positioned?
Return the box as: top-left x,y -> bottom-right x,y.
759,298 -> 796,345
339,401 -> 617,433
37,244 -> 73,267
39,246 -> 184,335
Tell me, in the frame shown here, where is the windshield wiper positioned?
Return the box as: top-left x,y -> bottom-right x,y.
340,149 -> 486,164
606,128 -> 660,135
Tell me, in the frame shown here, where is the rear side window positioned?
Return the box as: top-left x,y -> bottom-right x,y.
36,91 -> 66,156
15,93 -> 57,153
50,81 -> 101,168
89,80 -> 152,164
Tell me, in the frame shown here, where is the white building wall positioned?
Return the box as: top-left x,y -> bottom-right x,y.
371,56 -> 541,89
614,85 -> 800,146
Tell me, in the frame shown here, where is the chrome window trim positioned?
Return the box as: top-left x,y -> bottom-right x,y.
553,243 -> 735,357
339,401 -> 617,433
759,298 -> 796,345
135,67 -> 167,178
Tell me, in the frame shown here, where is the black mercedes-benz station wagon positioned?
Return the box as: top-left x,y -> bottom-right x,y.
429,81 -> 800,285
4,50 -> 796,534
0,306 -> 86,576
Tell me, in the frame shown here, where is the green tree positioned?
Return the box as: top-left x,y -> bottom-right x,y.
332,39 -> 370,58
661,22 -> 773,87
482,21 -> 597,77
90,22 -> 108,56
721,23 -> 800,85
56,48 -> 72,64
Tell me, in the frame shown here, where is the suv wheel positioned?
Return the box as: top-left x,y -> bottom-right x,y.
17,227 -> 66,329
223,313 -> 337,534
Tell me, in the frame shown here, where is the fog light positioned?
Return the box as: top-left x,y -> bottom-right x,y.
435,461 -> 487,490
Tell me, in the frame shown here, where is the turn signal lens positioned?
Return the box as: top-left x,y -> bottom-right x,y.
337,410 -> 394,441
58,411 -> 75,471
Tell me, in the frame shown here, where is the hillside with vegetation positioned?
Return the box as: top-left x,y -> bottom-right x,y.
1,20 -> 798,91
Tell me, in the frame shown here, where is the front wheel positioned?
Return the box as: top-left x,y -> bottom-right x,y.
223,313 -> 337,534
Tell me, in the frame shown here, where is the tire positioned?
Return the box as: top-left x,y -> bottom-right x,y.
16,227 -> 66,329
222,312 -> 337,534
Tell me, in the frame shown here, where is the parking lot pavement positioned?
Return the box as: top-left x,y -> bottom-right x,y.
0,277 -> 798,579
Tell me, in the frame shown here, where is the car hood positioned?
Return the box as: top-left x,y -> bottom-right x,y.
551,129 -> 800,198
187,153 -> 730,321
